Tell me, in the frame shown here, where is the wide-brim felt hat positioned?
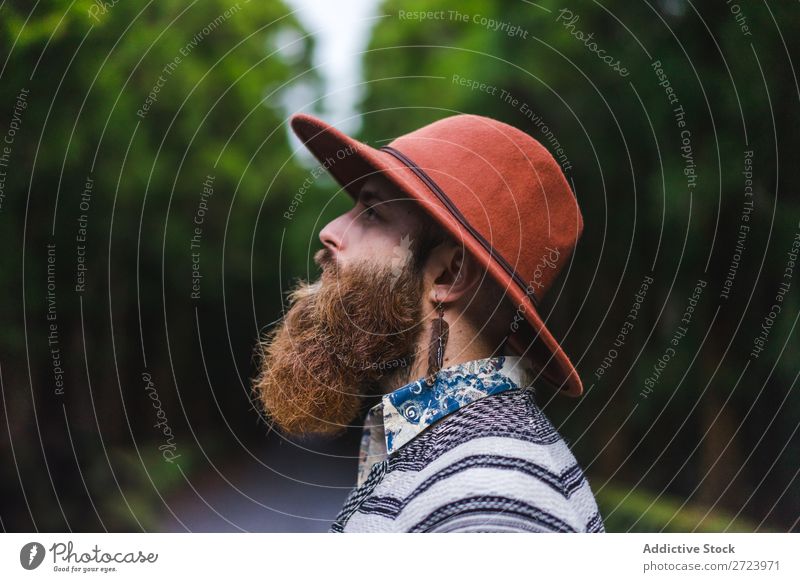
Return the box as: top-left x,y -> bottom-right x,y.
289,112 -> 585,397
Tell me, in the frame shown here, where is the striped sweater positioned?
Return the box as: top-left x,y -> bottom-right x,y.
330,355 -> 605,532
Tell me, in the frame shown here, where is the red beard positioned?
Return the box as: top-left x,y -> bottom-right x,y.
252,248 -> 425,437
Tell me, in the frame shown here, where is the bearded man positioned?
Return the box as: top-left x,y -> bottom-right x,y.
253,112 -> 605,533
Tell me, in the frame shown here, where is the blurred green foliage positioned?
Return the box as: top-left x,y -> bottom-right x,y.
596,483 -> 764,533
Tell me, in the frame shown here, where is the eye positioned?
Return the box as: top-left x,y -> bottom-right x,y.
361,204 -> 380,221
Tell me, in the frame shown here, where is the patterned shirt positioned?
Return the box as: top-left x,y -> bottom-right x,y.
330,355 -> 605,532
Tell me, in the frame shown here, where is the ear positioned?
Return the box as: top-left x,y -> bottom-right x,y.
424,242 -> 481,307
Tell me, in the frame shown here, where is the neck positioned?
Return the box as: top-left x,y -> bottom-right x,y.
380,311 -> 512,395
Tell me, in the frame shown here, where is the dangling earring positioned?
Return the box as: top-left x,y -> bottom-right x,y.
424,300 -> 449,386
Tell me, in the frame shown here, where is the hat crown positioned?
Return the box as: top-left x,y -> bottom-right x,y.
386,114 -> 583,301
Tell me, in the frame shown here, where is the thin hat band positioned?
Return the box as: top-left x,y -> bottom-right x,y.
380,145 -> 539,308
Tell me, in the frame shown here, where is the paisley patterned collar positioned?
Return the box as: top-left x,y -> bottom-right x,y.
355,355 -> 537,486
378,355 -> 536,455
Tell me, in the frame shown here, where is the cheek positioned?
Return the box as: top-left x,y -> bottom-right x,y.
337,239 -> 382,269
354,229 -> 407,261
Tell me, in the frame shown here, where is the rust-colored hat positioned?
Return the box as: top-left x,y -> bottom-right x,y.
289,112 -> 585,397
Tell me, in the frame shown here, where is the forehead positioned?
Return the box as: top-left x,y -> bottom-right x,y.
359,175 -> 422,211
360,174 -> 406,199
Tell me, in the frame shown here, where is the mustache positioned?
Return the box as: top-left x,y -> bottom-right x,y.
313,247 -> 336,273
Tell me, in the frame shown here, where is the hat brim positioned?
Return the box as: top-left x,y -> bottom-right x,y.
289,113 -> 583,397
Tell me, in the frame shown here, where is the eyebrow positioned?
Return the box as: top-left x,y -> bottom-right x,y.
358,187 -> 390,206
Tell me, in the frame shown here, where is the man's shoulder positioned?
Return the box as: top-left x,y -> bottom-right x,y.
385,386 -> 593,503
377,388 -> 604,533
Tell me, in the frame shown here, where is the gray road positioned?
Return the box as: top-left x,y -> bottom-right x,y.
158,429 -> 361,532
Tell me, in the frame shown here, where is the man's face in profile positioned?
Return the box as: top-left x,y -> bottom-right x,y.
252,174 -> 434,437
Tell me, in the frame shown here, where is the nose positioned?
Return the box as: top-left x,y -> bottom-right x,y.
318,212 -> 347,256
